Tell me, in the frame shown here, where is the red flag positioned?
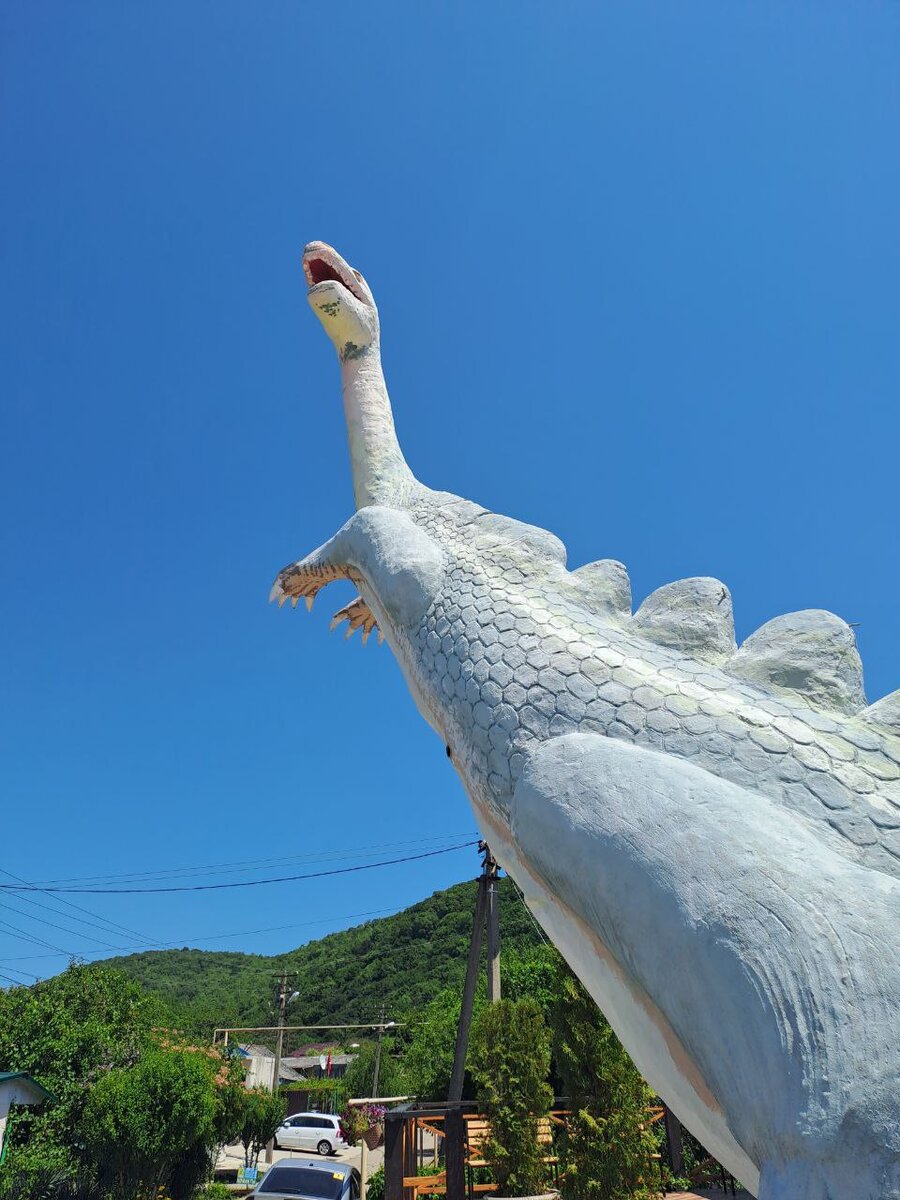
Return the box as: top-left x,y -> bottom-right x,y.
326,1051 -> 332,1076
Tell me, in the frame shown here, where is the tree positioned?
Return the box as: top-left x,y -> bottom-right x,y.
501,945 -> 559,1015
550,965 -> 662,1200
341,1038 -> 406,1100
0,964 -> 169,1181
236,1087 -> 286,1169
469,999 -> 553,1197
399,945 -> 560,1103
82,1045 -> 220,1199
0,967 -> 246,1198
400,986 -> 468,1101
167,1047 -> 247,1199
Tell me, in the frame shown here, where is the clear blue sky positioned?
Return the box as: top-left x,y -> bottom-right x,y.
2,2 -> 898,987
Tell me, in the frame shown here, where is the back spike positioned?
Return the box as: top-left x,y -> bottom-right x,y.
571,559 -> 632,618
632,577 -> 736,665
727,609 -> 866,715
861,689 -> 900,734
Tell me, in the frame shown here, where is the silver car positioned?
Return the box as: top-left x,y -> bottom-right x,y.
273,1112 -> 346,1156
250,1158 -> 360,1200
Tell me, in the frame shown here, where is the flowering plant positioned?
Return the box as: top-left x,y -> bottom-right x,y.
340,1102 -> 387,1143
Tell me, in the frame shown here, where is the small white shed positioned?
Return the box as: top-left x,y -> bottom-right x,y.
0,1072 -> 53,1166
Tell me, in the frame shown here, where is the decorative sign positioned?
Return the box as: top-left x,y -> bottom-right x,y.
238,1166 -> 260,1183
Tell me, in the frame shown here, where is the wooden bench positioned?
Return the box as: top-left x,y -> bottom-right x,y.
462,1114 -> 559,1192
403,1113 -> 561,1198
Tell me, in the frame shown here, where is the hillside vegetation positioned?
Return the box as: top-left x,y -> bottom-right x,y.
106,878 -> 542,1038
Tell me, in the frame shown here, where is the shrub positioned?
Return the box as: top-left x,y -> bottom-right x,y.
197,1185 -> 234,1200
81,1045 -> 220,1199
470,998 -> 553,1197
401,986 -> 470,1100
366,1165 -> 385,1200
236,1087 -> 287,1169
0,964 -> 169,1182
0,1171 -> 104,1200
550,965 -> 662,1200
341,1039 -> 405,1100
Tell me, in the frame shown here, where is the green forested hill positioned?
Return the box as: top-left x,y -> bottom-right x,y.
106,878 -> 542,1037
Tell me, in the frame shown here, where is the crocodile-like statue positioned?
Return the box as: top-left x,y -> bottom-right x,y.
271,242 -> 900,1199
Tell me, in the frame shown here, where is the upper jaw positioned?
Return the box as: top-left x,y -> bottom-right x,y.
302,241 -> 374,307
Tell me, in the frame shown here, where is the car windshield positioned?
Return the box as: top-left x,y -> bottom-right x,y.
258,1165 -> 345,1198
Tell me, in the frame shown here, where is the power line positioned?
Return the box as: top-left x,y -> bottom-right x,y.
3,888 -> 150,943
0,866 -> 150,942
0,970 -> 30,987
1,896 -> 126,950
0,917 -> 73,956
0,962 -> 40,982
508,877 -> 555,949
0,842 -> 480,895
28,833 -> 479,887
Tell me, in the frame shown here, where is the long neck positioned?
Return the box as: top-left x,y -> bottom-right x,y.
341,348 -> 415,509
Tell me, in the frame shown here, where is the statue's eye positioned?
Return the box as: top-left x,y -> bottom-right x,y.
446,744 -> 453,759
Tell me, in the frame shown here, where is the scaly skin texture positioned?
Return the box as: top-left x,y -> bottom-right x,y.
272,243 -> 900,1199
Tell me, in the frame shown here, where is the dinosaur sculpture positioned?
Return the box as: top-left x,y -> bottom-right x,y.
271,241 -> 900,1199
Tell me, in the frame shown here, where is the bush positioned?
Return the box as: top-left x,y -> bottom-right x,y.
366,1165 -> 385,1200
82,1045 -> 220,1199
236,1087 -> 287,1168
0,1171 -> 104,1200
401,987 -> 470,1100
550,965 -> 662,1200
282,1075 -> 345,1116
470,999 -> 553,1197
197,1185 -> 234,1200
341,1039 -> 406,1100
0,964 -> 170,1182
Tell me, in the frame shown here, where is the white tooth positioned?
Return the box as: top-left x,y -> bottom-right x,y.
362,628 -> 371,646
278,595 -> 287,608
330,614 -> 345,631
305,595 -> 315,612
269,582 -> 283,604
377,630 -> 385,645
291,597 -> 299,608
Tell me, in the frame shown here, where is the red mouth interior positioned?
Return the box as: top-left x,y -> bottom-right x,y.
306,256 -> 366,302
307,257 -> 345,287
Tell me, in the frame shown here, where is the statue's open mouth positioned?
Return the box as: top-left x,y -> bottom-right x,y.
303,243 -> 368,305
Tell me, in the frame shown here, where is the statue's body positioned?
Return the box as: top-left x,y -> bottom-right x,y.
272,243 -> 900,1200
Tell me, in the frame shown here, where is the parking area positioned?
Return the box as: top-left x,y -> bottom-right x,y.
217,1138 -> 386,1178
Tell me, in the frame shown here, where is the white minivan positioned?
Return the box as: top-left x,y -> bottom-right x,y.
273,1112 -> 346,1156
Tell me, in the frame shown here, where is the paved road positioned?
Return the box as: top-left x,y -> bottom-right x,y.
217,1139 -> 385,1178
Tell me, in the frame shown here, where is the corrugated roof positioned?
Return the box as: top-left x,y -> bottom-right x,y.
239,1043 -> 274,1058
283,1054 -> 356,1069
234,1048 -> 306,1082
0,1071 -> 54,1101
278,1063 -> 304,1082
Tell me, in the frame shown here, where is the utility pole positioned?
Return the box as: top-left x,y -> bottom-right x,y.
485,847 -> 501,1003
371,1007 -> 384,1099
448,842 -> 501,1101
663,1105 -> 685,1178
371,1009 -> 397,1099
265,972 -> 291,1165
